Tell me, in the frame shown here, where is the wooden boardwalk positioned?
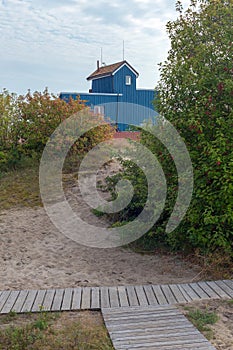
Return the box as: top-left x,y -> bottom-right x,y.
102,305 -> 216,350
0,279 -> 233,314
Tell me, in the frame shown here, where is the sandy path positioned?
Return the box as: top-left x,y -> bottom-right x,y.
0,198 -> 201,290
0,153 -> 202,291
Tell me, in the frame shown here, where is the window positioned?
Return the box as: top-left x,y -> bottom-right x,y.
94,105 -> 105,116
125,75 -> 131,85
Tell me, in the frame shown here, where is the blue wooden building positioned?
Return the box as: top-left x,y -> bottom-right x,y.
60,60 -> 157,130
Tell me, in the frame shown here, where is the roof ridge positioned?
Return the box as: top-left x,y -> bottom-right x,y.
86,60 -> 139,81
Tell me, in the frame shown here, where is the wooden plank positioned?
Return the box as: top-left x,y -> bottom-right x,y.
71,288 -> 82,310
81,287 -> 91,309
188,283 -> 210,299
11,290 -> 28,313
126,286 -> 139,306
21,290 -> 38,313
62,288 -> 73,311
160,285 -> 177,304
1,291 -> 19,314
42,289 -> 55,311
176,284 -> 192,302
0,291 -> 11,313
113,339 -> 215,349
91,287 -> 100,309
214,280 -> 233,298
152,285 -> 167,304
223,280 -> 233,295
135,285 -> 149,307
143,285 -> 158,305
100,287 -> 110,308
109,287 -> 120,308
102,305 -> 217,350
31,290 -> 46,312
169,284 -> 188,303
51,289 -> 64,311
179,284 -> 202,301
102,304 -> 179,315
197,282 -> 221,299
117,286 -> 129,307
206,281 -> 231,299
104,317 -> 189,332
108,323 -> 194,337
103,309 -> 181,322
112,330 -> 200,343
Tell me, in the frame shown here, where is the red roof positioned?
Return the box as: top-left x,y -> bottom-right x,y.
86,60 -> 139,81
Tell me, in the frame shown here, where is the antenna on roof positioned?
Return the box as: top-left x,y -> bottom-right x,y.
123,40 -> 125,60
100,47 -> 103,66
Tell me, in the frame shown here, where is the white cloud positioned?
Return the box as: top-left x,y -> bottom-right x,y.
0,0 -> 192,94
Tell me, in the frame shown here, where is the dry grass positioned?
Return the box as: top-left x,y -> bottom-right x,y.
0,310 -> 114,350
0,165 -> 41,210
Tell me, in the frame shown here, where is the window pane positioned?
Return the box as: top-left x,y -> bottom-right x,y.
126,75 -> 131,85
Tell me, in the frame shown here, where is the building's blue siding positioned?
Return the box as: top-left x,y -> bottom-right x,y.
92,76 -> 113,93
136,89 -> 155,110
113,65 -> 137,102
60,62 -> 157,131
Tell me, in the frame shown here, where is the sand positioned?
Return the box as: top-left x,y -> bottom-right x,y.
180,299 -> 233,350
0,153 -> 203,291
0,199 -> 203,291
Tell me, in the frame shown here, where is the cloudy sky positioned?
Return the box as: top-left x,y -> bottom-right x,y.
0,0 -> 190,95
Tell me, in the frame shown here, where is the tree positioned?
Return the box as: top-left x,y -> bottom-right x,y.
0,89 -> 114,171
155,0 -> 233,253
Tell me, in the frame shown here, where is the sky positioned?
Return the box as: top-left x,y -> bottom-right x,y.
0,0 -> 190,95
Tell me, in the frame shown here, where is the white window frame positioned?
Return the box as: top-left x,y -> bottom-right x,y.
125,75 -> 131,85
94,105 -> 105,116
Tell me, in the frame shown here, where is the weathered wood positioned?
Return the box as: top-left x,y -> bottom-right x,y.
160,285 -> 177,304
188,283 -> 210,299
214,280 -> 233,298
51,289 -> 64,311
206,281 -> 231,299
42,289 -> 55,311
21,290 -> 38,313
102,305 -> 216,350
31,289 -> 46,312
105,317 -> 189,333
152,285 -> 167,304
1,291 -> 19,314
197,282 -> 221,299
11,290 -> 28,313
143,285 -> 158,305
126,286 -> 139,306
109,287 -> 120,307
117,286 -> 129,307
91,287 -> 100,309
169,284 -> 188,303
176,284 -> 193,302
179,284 -> 202,301
71,288 -> 82,310
100,287 -> 110,308
0,291 -> 11,313
135,285 -> 149,307
0,278 -> 232,317
81,287 -> 91,309
62,288 -> 73,311
223,280 -> 233,295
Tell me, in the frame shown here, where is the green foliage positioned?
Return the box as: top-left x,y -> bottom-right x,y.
185,307 -> 219,338
154,0 -> 233,253
103,0 -> 233,255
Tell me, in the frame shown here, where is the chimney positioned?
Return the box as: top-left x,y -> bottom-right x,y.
97,60 -> 100,70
